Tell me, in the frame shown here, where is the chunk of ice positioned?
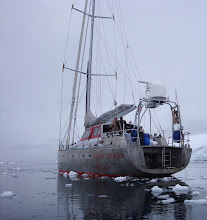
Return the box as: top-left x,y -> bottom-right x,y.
0,191 -> 14,198
114,176 -> 128,182
162,197 -> 175,204
82,173 -> 89,177
150,179 -> 157,183
65,184 -> 72,187
151,186 -> 163,196
172,184 -> 189,195
98,195 -> 108,198
184,199 -> 207,205
158,194 -> 170,199
192,191 -> 200,197
69,171 -> 78,177
63,172 -> 68,177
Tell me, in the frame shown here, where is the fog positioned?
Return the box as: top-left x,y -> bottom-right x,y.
1,0 -> 207,162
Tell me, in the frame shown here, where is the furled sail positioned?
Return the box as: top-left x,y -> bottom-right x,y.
84,104 -> 136,128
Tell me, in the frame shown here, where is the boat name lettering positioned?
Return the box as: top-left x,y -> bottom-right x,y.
93,153 -> 125,159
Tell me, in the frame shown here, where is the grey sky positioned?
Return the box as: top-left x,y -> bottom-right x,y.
1,0 -> 207,161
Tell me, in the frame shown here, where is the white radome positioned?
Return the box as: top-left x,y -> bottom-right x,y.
149,81 -> 167,100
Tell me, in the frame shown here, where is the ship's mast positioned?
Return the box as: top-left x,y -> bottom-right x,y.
66,0 -> 88,146
86,0 -> 96,114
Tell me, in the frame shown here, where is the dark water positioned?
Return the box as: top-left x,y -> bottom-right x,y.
0,161 -> 207,219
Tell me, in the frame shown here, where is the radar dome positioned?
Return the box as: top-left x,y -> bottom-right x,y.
149,81 -> 167,101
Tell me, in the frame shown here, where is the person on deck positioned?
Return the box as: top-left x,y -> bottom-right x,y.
110,117 -> 118,131
118,116 -> 127,131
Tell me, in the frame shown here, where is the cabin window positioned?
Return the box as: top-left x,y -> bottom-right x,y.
82,129 -> 91,139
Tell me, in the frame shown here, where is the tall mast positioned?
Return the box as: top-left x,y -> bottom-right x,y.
66,0 -> 88,146
86,0 -> 96,114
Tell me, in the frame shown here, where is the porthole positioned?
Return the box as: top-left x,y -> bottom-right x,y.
82,155 -> 85,157
89,154 -> 91,157
72,155 -> 74,157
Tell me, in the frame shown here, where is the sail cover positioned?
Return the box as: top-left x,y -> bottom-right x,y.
84,104 -> 136,128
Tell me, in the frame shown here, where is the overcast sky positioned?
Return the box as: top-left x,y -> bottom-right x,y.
1,0 -> 207,162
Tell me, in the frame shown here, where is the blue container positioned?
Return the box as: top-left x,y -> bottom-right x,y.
173,130 -> 181,141
143,134 -> 150,145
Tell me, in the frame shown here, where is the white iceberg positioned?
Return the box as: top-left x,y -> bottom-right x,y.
192,191 -> 200,197
63,172 -> 68,177
150,179 -> 157,183
114,176 -> 128,182
184,199 -> 207,205
158,194 -> 170,199
151,186 -> 163,196
0,191 -> 14,198
172,184 -> 189,195
68,171 -> 79,177
162,197 -> 175,204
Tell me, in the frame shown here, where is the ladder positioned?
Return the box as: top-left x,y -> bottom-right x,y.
162,148 -> 173,169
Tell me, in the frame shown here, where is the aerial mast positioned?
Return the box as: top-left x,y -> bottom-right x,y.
86,0 -> 96,114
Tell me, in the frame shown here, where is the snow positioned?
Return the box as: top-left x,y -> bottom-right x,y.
65,184 -> 72,187
68,171 -> 78,177
114,176 -> 128,182
151,186 -> 163,196
172,184 -> 189,195
184,199 -> 207,205
189,133 -> 207,161
162,197 -> 175,204
0,191 -> 14,198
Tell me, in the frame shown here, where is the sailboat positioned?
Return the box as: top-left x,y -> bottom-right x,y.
58,0 -> 192,177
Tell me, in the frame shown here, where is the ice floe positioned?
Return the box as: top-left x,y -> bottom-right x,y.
98,195 -> 108,198
2,172 -> 7,175
158,194 -> 170,199
65,184 -> 72,187
192,191 -> 200,197
12,167 -> 22,172
151,186 -> 163,196
114,176 -> 128,182
68,171 -> 78,177
172,184 -> 189,195
0,162 -> 6,165
150,179 -> 157,183
82,173 -> 89,177
162,197 -> 175,204
0,191 -> 14,198
184,199 -> 207,205
63,172 -> 68,177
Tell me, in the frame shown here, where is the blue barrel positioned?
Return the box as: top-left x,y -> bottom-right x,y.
143,133 -> 150,145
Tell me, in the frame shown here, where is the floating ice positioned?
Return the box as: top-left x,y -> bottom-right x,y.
53,170 -> 59,174
82,173 -> 89,177
98,195 -> 108,198
192,191 -> 200,197
2,172 -> 7,175
150,179 -> 157,183
65,184 -> 72,187
114,176 -> 128,182
158,194 -> 170,199
0,162 -> 6,165
184,199 -> 207,205
84,178 -> 90,180
0,191 -> 14,198
172,184 -> 189,195
12,167 -> 22,172
63,172 -> 68,177
69,171 -> 79,177
151,186 -> 163,196
161,177 -> 172,182
162,197 -> 175,204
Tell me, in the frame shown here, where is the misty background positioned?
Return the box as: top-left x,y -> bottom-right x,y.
1,0 -> 207,162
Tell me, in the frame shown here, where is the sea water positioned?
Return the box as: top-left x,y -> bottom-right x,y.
1,161 -> 207,219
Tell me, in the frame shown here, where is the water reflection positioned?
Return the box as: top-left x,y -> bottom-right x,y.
57,175 -> 192,219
